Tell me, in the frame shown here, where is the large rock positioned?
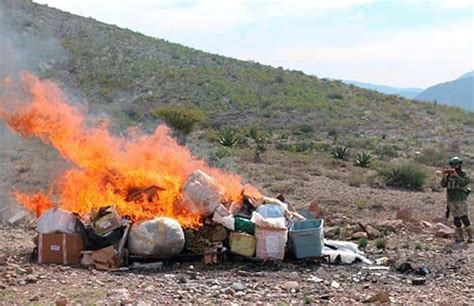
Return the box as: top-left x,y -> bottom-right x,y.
325,226 -> 341,239
365,225 -> 381,238
434,222 -> 455,238
128,217 -> 185,257
351,232 -> 368,240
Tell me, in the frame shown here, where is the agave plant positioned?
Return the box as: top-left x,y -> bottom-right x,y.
354,152 -> 374,168
332,146 -> 350,160
217,127 -> 238,147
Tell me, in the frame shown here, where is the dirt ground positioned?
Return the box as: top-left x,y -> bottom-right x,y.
1,219 -> 473,304
1,135 -> 473,304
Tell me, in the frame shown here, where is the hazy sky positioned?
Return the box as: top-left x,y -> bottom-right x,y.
35,0 -> 473,88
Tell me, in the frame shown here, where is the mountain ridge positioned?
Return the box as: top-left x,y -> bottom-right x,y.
341,80 -> 423,99
416,75 -> 473,111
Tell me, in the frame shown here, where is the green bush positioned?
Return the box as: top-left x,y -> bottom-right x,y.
354,152 -> 373,168
358,238 -> 368,249
217,127 -> 239,147
327,92 -> 343,100
415,242 -> 423,251
276,142 -> 313,153
375,144 -> 400,160
382,162 -> 427,191
331,146 -> 350,160
375,238 -> 386,250
355,199 -> 367,210
314,142 -> 331,152
154,105 -> 205,136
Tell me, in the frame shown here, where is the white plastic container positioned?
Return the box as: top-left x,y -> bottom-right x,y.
255,227 -> 287,260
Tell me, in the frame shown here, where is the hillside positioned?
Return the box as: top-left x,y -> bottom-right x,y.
1,0 -> 472,146
416,74 -> 474,111
342,80 -> 423,99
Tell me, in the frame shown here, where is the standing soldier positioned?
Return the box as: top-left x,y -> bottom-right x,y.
441,157 -> 471,243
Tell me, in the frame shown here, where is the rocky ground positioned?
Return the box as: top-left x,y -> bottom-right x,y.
1,214 -> 473,305
1,130 -> 474,304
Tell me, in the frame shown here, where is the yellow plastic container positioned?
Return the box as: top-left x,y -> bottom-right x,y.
229,232 -> 256,257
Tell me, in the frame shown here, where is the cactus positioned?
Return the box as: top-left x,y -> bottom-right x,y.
354,152 -> 373,168
217,127 -> 238,147
331,146 -> 350,160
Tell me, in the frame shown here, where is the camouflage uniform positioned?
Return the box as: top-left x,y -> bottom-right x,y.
441,167 -> 471,242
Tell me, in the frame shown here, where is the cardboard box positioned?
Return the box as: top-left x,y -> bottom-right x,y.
38,233 -> 84,265
91,206 -> 122,236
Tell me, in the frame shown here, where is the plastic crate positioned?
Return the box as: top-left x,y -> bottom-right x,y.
289,219 -> 324,259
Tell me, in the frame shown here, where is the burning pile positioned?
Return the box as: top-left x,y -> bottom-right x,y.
0,72 -> 258,228
2,73 -> 367,268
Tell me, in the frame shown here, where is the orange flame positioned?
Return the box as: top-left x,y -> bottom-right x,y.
0,72 -> 259,228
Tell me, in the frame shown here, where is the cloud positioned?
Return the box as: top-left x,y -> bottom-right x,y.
34,0 -> 472,87
249,22 -> 473,87
35,0 -> 376,33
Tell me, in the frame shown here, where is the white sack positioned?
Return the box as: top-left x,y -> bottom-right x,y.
37,208 -> 77,234
181,170 -> 225,217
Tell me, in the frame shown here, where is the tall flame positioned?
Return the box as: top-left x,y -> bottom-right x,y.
0,72 -> 258,228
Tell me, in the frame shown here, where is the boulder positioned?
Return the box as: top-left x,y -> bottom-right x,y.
325,226 -> 341,239
365,225 -> 381,238
434,222 -> 455,238
351,232 -> 368,240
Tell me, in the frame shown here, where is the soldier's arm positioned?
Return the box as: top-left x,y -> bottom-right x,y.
440,175 -> 448,187
455,172 -> 470,188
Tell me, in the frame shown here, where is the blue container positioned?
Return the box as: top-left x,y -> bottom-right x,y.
289,219 -> 324,259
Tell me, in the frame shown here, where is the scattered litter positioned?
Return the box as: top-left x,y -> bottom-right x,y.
308,275 -> 323,283
360,266 -> 390,271
375,257 -> 390,265
323,240 -> 372,265
412,278 -> 426,285
416,265 -> 430,276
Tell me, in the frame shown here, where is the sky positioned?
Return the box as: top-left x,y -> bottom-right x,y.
34,0 -> 474,88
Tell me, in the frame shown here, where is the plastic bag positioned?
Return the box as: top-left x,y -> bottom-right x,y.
128,217 -> 185,257
323,240 -> 372,264
181,170 -> 225,217
37,208 -> 78,234
250,211 -> 286,229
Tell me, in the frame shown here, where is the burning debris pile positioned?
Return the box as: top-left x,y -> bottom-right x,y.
0,73 -> 370,268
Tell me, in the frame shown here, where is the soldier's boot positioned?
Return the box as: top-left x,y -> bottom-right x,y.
454,228 -> 464,243
465,226 -> 473,243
